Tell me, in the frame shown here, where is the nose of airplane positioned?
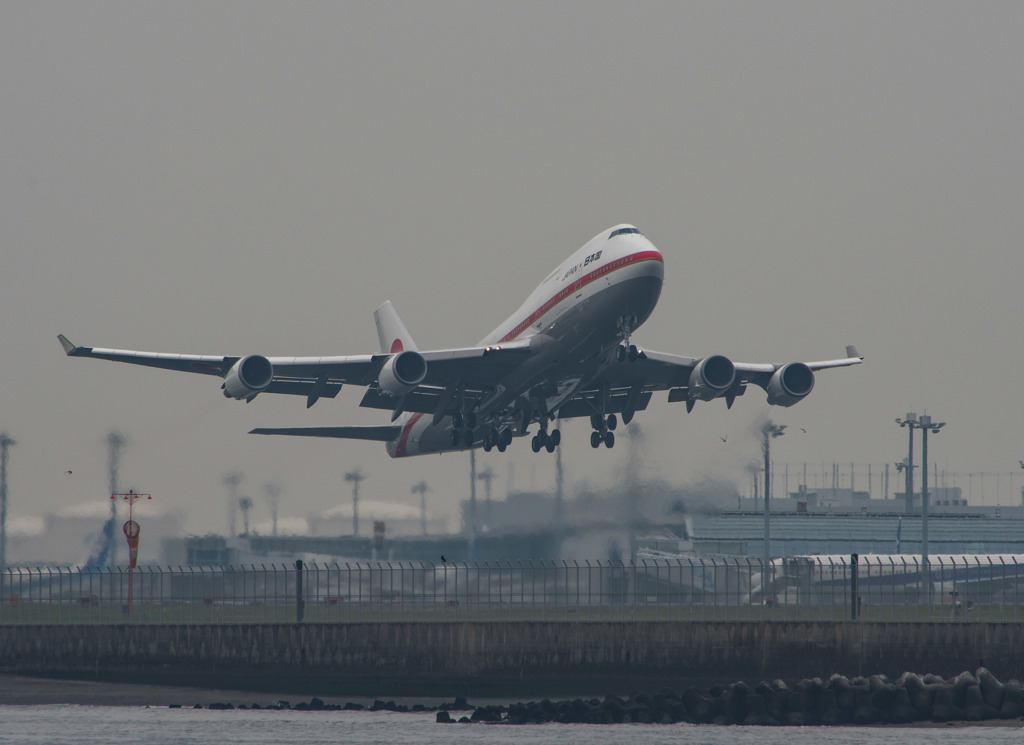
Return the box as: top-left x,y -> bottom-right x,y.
641,238 -> 665,276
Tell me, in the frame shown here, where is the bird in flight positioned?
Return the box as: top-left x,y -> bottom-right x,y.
440,555 -> 446,563
719,436 -> 727,443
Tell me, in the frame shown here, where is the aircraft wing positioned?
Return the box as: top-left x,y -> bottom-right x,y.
249,426 -> 401,441
606,344 -> 864,388
558,345 -> 863,415
57,334 -> 535,409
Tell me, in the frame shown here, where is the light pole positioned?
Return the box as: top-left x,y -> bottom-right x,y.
895,413 -> 917,512
477,467 -> 495,530
894,457 -> 916,509
238,497 -> 252,536
107,432 -> 127,565
264,483 -> 281,537
344,469 -> 366,537
761,422 -> 786,570
0,433 -> 15,571
918,414 -> 945,593
468,451 -> 477,561
411,480 -> 429,536
223,472 -> 242,538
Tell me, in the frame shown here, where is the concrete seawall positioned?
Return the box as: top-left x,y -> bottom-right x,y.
2,622 -> 1021,697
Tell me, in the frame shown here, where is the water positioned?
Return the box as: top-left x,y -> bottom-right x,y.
0,706 -> 1021,745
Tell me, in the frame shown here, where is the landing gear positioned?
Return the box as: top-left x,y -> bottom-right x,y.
451,428 -> 474,448
588,411 -> 616,448
615,315 -> 641,363
450,409 -> 478,449
530,427 -> 561,454
486,426 -> 512,453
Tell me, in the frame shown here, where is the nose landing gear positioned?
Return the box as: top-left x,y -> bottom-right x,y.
615,315 -> 641,363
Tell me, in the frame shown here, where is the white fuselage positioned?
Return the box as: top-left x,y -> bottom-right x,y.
387,226 -> 664,456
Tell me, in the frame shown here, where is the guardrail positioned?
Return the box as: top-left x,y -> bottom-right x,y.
1,555 -> 1021,625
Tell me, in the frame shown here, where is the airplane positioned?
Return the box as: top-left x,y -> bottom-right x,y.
58,224 -> 862,457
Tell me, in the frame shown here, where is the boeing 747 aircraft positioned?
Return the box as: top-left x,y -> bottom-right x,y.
59,225 -> 862,456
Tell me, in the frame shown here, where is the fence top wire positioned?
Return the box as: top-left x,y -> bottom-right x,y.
5,554 -> 1024,577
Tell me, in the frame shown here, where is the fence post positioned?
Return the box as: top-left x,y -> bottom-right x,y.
850,553 -> 859,621
295,559 -> 305,623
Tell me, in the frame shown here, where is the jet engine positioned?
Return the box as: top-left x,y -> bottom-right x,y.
688,355 -> 736,401
378,350 -> 427,396
222,355 -> 274,400
766,362 -> 815,406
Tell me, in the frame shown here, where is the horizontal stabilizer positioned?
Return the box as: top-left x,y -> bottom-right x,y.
249,425 -> 401,442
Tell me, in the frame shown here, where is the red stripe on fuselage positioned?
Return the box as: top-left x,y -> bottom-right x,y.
395,412 -> 424,456
498,250 -> 662,343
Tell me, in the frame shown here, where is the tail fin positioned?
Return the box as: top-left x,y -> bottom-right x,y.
374,301 -> 419,353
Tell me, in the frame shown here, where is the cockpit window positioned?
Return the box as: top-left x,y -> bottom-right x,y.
608,227 -> 641,239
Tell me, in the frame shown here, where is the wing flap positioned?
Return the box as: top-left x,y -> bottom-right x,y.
264,380 -> 343,399
359,385 -> 448,414
557,389 -> 652,419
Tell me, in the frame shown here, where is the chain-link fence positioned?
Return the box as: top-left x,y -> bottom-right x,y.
1,555 -> 1022,625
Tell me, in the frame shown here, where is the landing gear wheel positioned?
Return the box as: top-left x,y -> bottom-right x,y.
497,440 -> 507,453
501,429 -> 514,447
483,435 -> 493,452
450,429 -> 460,446
546,440 -> 557,453
606,414 -> 617,431
590,414 -> 602,431
466,412 -> 477,429
590,431 -> 602,449
462,430 -> 475,448
452,412 -> 463,429
616,345 -> 627,362
549,429 -> 561,447
604,431 -> 615,448
627,344 -> 638,362
531,435 -> 542,453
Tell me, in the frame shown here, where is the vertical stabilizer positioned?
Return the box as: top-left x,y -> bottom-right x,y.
374,300 -> 419,353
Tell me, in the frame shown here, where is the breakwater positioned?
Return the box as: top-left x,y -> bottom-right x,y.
490,669 -> 1024,725
1,621 -> 1022,697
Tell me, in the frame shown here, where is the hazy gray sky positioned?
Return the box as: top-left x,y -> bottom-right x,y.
2,3 -> 1023,540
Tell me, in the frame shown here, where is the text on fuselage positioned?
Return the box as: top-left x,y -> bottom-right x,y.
562,251 -> 602,282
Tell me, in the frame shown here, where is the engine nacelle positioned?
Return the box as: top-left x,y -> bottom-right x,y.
378,350 -> 427,396
766,362 -> 815,406
688,354 -> 736,401
222,355 -> 274,400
